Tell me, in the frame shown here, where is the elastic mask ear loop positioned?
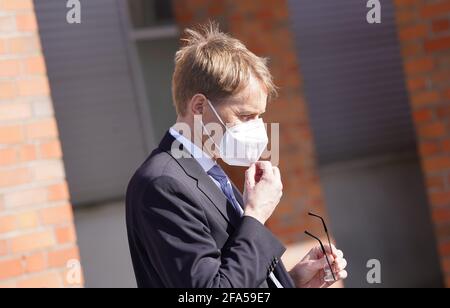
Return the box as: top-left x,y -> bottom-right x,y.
206,100 -> 227,128
202,100 -> 223,155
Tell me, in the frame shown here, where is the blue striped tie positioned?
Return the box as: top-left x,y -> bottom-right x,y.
207,165 -> 243,216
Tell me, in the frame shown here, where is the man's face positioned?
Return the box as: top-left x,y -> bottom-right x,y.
205,74 -> 268,129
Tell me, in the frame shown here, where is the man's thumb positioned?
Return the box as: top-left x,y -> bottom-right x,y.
245,164 -> 256,188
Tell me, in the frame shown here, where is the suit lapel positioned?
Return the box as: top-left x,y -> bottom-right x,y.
159,131 -> 240,229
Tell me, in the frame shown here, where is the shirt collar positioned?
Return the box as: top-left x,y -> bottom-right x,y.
169,126 -> 216,173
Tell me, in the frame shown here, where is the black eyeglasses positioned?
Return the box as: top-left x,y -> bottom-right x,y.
304,212 -> 336,281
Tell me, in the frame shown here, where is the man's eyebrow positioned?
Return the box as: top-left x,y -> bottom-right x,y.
238,109 -> 264,115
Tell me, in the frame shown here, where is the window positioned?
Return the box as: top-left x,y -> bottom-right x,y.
128,0 -> 174,29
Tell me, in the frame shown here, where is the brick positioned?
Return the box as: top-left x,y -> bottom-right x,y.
436,105 -> 450,119
418,122 -> 446,139
419,139 -> 439,157
0,167 -> 31,188
424,156 -> 450,172
9,36 -> 40,54
421,2 -> 450,18
436,224 -> 450,239
394,0 -> 420,8
443,139 -> 450,153
18,143 -> 37,162
0,40 -> 5,54
413,109 -> 433,123
39,204 -> 73,226
17,271 -> 62,288
0,281 -> 16,288
32,161 -> 65,181
0,81 -> 17,100
48,246 -> 79,268
32,98 -> 54,117
407,77 -> 427,92
431,192 -> 450,207
444,88 -> 450,100
0,239 -> 8,256
4,186 -> 47,208
399,24 -> 428,41
25,118 -> 58,140
411,91 -> 440,106
18,77 -> 50,97
0,0 -> 33,11
405,57 -> 435,75
0,215 -> 16,234
55,225 -> 77,244
0,258 -> 24,280
0,59 -> 21,77
25,55 -> 46,75
0,148 -> 17,166
433,207 -> 450,223
443,258 -> 450,273
0,15 -> 16,33
11,230 -> 55,254
40,140 -> 62,159
426,175 -> 445,190
48,183 -> 70,202
439,242 -> 450,257
396,9 -> 416,25
433,19 -> 450,33
0,103 -> 32,121
24,252 -> 47,274
16,12 -> 37,32
401,41 -> 422,57
16,211 -> 39,229
424,36 -> 450,53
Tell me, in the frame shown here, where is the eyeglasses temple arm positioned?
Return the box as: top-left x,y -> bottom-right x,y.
304,231 -> 336,281
308,212 -> 334,256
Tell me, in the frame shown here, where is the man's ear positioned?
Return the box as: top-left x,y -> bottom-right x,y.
190,94 -> 207,115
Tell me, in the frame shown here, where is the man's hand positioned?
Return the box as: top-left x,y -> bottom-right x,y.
290,244 -> 348,288
243,161 -> 283,225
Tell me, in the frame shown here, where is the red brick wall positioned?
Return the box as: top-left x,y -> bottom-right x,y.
394,0 -> 450,287
0,0 -> 82,288
173,0 -> 328,243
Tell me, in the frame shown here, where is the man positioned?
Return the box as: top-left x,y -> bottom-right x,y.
126,23 -> 347,288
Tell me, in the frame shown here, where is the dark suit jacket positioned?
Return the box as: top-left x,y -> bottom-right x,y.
126,131 -> 295,288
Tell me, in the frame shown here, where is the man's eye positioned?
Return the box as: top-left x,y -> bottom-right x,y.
240,115 -> 257,121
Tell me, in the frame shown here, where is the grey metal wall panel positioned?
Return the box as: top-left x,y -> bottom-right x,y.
288,0 -> 416,164
34,0 -> 149,205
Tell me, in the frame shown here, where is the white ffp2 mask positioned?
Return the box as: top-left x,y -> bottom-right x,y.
202,100 -> 269,167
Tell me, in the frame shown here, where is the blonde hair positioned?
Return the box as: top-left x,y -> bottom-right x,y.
172,22 -> 277,116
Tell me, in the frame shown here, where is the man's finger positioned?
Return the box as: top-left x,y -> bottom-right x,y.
334,258 -> 347,272
272,166 -> 280,180
337,270 -> 348,280
255,161 -> 274,180
334,249 -> 344,259
245,163 -> 256,188
322,244 -> 343,259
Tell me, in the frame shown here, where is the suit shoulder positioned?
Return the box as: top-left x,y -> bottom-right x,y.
127,149 -> 188,196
